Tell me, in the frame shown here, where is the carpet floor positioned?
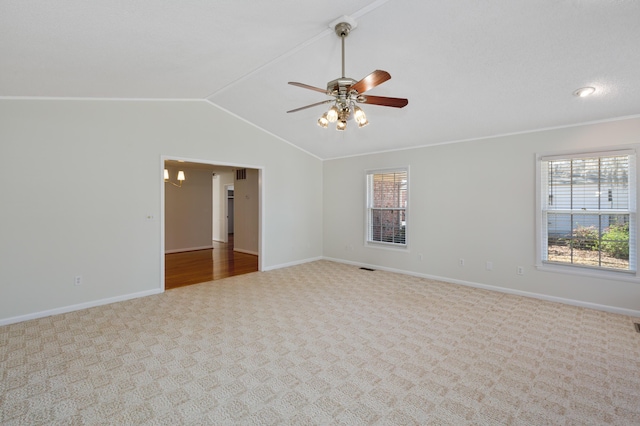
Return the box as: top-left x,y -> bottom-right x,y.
1,260 -> 640,424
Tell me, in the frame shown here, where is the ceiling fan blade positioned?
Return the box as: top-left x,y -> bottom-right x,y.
349,70 -> 391,94
287,99 -> 334,113
357,95 -> 408,108
288,82 -> 329,95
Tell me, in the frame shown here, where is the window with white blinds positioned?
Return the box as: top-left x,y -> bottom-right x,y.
366,168 -> 408,247
539,150 -> 636,273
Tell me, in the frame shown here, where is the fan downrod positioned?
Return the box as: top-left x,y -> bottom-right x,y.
335,22 -> 351,78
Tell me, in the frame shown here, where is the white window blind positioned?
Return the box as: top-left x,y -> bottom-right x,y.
539,150 -> 636,272
366,168 -> 408,246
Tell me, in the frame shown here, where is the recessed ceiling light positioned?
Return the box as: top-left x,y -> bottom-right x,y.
573,86 -> 596,97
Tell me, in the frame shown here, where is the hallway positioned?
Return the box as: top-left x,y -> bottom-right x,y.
164,235 -> 258,290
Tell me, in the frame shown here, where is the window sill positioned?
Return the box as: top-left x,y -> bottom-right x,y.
536,262 -> 639,283
366,241 -> 408,252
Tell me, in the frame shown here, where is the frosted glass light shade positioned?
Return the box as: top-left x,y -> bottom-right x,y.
327,106 -> 339,122
177,171 -> 185,181
317,113 -> 329,128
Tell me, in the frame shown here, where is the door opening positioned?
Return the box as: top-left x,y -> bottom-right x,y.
161,157 -> 262,291
226,184 -> 234,237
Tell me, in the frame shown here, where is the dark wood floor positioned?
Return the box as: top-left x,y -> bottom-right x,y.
165,235 -> 258,290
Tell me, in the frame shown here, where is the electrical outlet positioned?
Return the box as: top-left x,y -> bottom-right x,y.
486,261 -> 493,271
459,258 -> 465,267
74,275 -> 83,286
517,266 -> 524,275
418,253 -> 424,261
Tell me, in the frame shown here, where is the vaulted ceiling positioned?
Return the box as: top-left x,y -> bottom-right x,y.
2,1 -> 640,159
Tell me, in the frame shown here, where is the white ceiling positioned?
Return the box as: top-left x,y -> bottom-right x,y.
2,1 -> 640,159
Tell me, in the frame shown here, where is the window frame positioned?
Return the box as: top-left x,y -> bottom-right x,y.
535,148 -> 638,281
365,167 -> 409,250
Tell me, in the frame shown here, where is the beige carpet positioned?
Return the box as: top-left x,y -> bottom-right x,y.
1,260 -> 640,425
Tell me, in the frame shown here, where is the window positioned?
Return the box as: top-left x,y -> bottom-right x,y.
366,168 -> 408,247
538,150 -> 636,273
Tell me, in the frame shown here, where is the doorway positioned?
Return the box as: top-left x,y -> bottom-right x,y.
161,157 -> 263,290
226,185 -> 234,236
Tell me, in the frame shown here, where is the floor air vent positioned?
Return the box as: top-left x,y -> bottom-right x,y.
635,323 -> 640,333
360,267 -> 375,271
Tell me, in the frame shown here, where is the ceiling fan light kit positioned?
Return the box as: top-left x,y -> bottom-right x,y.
287,17 -> 408,131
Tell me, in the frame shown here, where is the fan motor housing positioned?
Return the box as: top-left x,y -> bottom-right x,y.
326,77 -> 357,95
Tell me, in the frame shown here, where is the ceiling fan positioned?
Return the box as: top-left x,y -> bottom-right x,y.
287,20 -> 408,131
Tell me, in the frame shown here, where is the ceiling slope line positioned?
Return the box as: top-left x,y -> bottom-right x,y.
204,0 -> 392,101
203,99 -> 324,161
204,29 -> 332,100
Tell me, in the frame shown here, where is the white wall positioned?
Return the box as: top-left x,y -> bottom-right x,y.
233,168 -> 259,255
212,174 -> 222,242
0,99 -> 323,324
211,170 -> 234,242
323,117 -> 640,314
164,165 -> 213,252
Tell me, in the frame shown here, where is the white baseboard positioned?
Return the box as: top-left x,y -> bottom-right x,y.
165,245 -> 213,254
5,258 -> 637,326
233,248 -> 259,256
0,288 -> 163,326
263,256 -> 323,272
322,257 -> 640,318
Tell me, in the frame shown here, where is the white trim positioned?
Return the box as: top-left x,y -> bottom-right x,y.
364,166 -> 410,175
233,248 -> 259,256
0,97 -> 323,161
0,289 -> 163,326
323,257 -> 640,317
0,96 -> 202,102
165,245 -> 213,254
540,148 -> 635,161
160,160 -> 166,291
3,257 -> 638,325
365,241 -> 409,252
535,263 -> 639,283
223,183 -> 235,243
536,148 -> 639,275
262,256 -> 323,272
161,155 -> 265,291
324,114 -> 640,161
349,0 -> 391,19
365,166 -> 409,249
4,98 -> 639,164
535,151 -> 545,267
203,100 -> 323,161
211,175 -> 221,242
536,144 -> 639,161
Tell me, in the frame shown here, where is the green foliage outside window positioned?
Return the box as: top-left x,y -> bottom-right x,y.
563,223 -> 629,260
601,223 -> 629,259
